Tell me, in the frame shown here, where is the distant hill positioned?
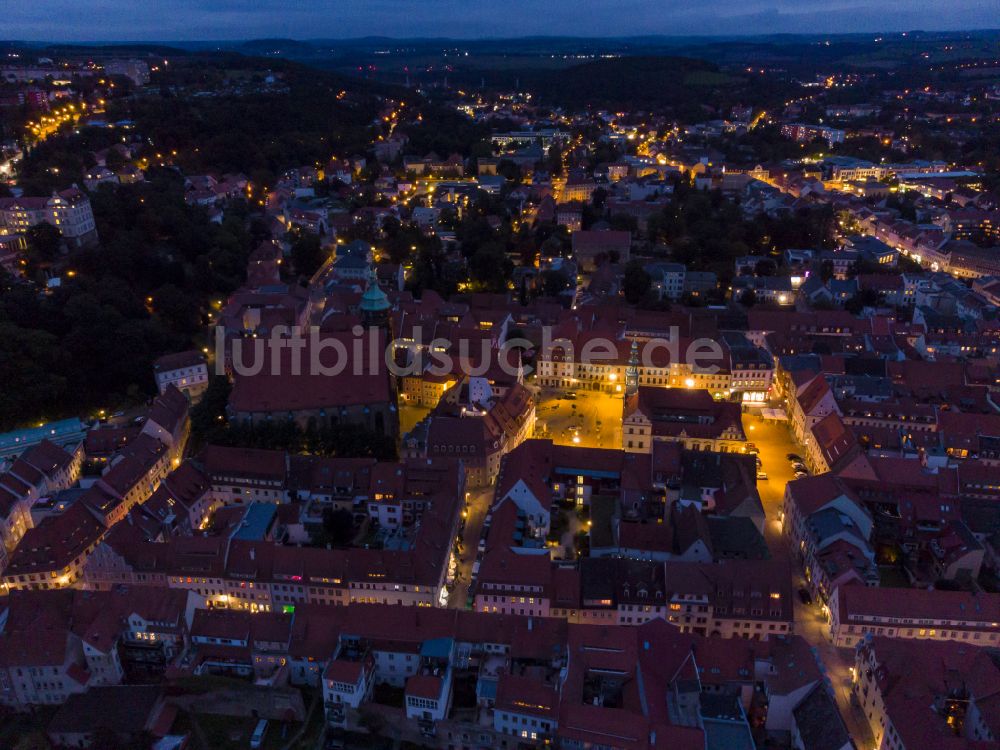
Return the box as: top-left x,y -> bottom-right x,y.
240,38 -> 317,55
467,56 -> 776,113
40,42 -> 187,57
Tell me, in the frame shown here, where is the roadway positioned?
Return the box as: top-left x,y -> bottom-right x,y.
744,414 -> 799,560
745,410 -> 876,749
448,486 -> 493,610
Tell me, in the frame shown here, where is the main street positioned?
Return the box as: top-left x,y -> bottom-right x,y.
746,411 -> 876,749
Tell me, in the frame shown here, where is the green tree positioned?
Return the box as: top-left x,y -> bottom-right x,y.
25,222 -> 62,271
469,242 -> 513,293
152,283 -> 201,336
820,260 -> 835,283
845,288 -> 883,314
622,260 -> 651,304
289,231 -> 324,278
189,375 -> 231,447
540,269 -> 572,297
496,159 -> 522,183
13,731 -> 51,750
546,144 -> 564,176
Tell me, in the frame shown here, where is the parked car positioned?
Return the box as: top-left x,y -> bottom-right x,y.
798,587 -> 813,605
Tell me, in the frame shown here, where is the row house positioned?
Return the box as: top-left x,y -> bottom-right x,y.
0,439 -> 83,572
789,375 -> 841,445
536,331 -> 772,402
1,502 -> 105,592
188,607 -> 292,680
202,444 -> 291,505
783,474 -> 875,598
828,585 -> 1000,648
0,586 -> 195,709
82,458 -> 464,612
405,383 -> 535,488
475,547 -> 553,618
138,461 -> 217,536
548,558 -> 794,638
88,432 -> 172,527
659,561 -> 793,640
139,385 -> 190,466
805,413 -> 860,475
854,636 -> 1000,750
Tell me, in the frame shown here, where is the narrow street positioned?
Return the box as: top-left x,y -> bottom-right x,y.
449,487 -> 494,609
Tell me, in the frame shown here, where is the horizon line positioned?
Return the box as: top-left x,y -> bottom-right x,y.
5,27 -> 1000,46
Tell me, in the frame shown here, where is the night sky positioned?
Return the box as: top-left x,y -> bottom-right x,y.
3,0 -> 997,41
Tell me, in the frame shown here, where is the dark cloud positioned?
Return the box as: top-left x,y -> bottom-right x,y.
1,0 -> 996,40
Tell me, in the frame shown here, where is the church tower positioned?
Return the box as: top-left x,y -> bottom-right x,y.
359,264 -> 391,329
625,339 -> 639,397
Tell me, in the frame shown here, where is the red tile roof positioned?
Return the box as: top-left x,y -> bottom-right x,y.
406,674 -> 443,700
496,672 -> 559,718
3,502 -> 104,577
838,585 -> 1000,626
228,331 -> 393,413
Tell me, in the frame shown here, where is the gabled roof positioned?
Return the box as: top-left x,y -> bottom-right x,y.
3,502 -> 105,576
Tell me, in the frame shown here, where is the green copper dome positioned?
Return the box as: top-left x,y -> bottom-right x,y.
359,265 -> 390,312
